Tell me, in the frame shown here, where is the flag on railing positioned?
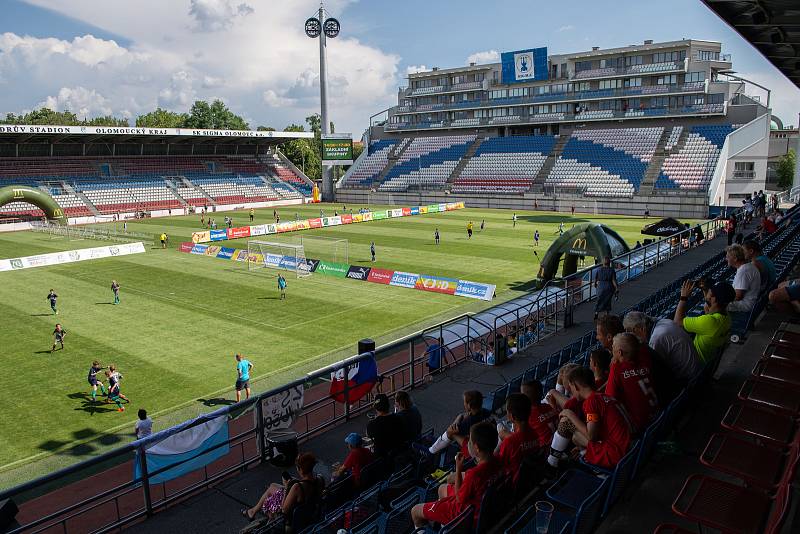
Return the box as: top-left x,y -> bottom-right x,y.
134,414 -> 229,484
329,355 -> 378,403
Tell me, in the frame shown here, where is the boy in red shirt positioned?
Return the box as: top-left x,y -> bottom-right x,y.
331,433 -> 374,488
412,421 -> 502,528
496,394 -> 539,484
606,333 -> 658,434
559,366 -> 633,469
521,380 -> 557,447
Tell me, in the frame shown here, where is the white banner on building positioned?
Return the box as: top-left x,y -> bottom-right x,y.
0,242 -> 146,272
514,51 -> 535,80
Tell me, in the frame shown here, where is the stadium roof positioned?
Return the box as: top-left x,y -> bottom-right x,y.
0,124 -> 314,145
701,0 -> 800,88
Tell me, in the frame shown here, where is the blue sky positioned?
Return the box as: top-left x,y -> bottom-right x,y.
1,0 -> 797,134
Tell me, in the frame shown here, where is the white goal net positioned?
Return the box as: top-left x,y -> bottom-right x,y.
297,235 -> 349,265
247,240 -> 311,278
557,198 -> 598,216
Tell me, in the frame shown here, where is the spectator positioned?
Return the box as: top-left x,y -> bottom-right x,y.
589,348 -> 612,390
135,409 -> 153,439
595,314 -> 625,351
495,394 -> 538,485
725,245 -> 761,312
624,311 -> 700,386
427,390 -> 492,457
544,363 -> 582,411
411,422 -> 501,529
757,216 -> 777,238
507,330 -> 518,355
494,332 -> 508,364
693,224 -> 704,246
607,333 -> 659,434
555,367 -> 632,470
521,380 -> 557,447
593,256 -> 618,319
769,279 -> 800,314
395,391 -> 422,441
674,280 -> 736,364
243,452 -> 324,521
366,394 -> 402,458
742,240 -> 776,291
331,433 -> 374,488
726,213 -> 737,246
425,337 -> 446,379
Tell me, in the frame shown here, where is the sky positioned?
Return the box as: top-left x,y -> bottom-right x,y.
0,0 -> 798,137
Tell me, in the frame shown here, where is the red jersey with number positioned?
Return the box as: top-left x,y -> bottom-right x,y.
422,458 -> 502,524
528,403 -> 557,447
605,354 -> 659,433
582,392 -> 632,468
497,426 -> 539,483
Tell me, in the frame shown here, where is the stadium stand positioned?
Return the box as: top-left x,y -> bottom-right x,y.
656,125 -> 737,191
452,135 -> 556,193
342,139 -> 397,188
378,135 -> 476,192
0,154 -> 311,216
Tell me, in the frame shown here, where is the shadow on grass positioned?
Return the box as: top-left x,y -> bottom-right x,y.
519,214 -> 592,224
34,349 -> 54,355
94,302 -> 114,305
257,296 -> 279,300
30,313 -> 54,317
508,280 -> 542,292
198,398 -> 236,407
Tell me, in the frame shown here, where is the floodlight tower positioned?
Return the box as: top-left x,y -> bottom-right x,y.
305,2 -> 340,202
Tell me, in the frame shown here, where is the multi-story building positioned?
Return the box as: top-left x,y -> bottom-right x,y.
342,39 -> 782,214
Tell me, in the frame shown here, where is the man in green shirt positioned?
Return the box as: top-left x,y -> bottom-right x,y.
673,280 -> 736,364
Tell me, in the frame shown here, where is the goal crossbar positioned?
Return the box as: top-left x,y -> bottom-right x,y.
247,240 -> 311,278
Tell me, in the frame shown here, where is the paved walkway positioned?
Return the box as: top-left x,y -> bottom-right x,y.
126,235 -> 731,534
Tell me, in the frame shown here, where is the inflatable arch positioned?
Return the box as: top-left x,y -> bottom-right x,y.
0,185 -> 68,224
537,222 -> 629,281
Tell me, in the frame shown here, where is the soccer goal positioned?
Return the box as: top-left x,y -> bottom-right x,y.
247,240 -> 311,278
557,198 -> 598,215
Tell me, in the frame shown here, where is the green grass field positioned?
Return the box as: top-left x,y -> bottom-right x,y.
0,203 -> 674,484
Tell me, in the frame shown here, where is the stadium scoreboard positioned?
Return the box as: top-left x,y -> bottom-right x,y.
321,134 -> 354,165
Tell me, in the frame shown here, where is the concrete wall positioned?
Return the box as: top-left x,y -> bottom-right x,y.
334,189 -> 709,218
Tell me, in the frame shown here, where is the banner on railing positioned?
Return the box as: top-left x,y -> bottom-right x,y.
0,242 -> 146,272
134,414 -> 229,484
189,203 -> 464,244
330,354 -> 378,404
262,385 -> 304,431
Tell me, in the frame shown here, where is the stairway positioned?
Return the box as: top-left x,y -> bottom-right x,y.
530,134 -> 569,191
372,138 -> 411,189
62,181 -> 101,216
165,180 -> 190,208
446,135 -> 486,189
638,127 -> 688,196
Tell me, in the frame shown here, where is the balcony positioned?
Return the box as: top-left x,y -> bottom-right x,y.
569,61 -> 685,81
384,104 -> 725,131
389,82 -> 707,116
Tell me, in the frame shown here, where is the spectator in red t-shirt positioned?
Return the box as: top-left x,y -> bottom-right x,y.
412,421 -> 502,528
559,367 -> 633,469
331,433 -> 374,488
606,333 -> 659,434
544,363 -> 581,411
496,394 -> 539,484
521,380 -> 557,447
589,348 -> 612,390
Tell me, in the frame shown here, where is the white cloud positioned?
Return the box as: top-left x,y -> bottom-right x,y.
466,50 -> 499,65
38,86 -> 114,118
189,0 -> 255,32
557,25 -> 575,32
1,1 -> 402,134
406,65 -> 428,75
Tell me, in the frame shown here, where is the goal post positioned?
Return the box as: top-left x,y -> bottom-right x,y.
247,240 -> 311,278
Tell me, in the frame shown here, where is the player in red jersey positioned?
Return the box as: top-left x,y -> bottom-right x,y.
589,348 -> 612,390
560,366 -> 633,469
496,394 -> 539,485
521,380 -> 557,447
412,421 -> 502,528
606,333 -> 659,434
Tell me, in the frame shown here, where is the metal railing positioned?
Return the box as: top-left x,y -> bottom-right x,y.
0,206 -> 742,533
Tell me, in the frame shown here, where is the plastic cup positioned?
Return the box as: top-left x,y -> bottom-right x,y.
535,500 -> 554,534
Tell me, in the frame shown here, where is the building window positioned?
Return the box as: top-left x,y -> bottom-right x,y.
624,77 -> 642,87
653,50 -> 686,63
575,60 -> 593,72
625,55 -> 643,66
685,71 -> 705,83
697,50 -> 720,61
657,74 -> 678,85
599,79 -> 622,90
733,162 -> 755,179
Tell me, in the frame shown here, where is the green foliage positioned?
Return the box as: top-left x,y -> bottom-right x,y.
183,99 -> 249,130
279,114 -> 325,180
1,108 -> 129,126
256,126 -> 276,131
135,108 -> 189,128
776,149 -> 796,190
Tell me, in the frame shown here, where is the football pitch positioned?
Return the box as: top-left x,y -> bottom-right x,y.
0,203 -> 676,484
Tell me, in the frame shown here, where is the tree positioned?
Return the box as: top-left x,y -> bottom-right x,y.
776,149 -> 796,190
136,108 -> 188,128
1,108 -> 129,126
280,123 -> 320,181
256,126 -> 276,131
84,115 -> 129,127
183,99 -> 250,130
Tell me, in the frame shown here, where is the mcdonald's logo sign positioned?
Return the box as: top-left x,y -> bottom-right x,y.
12,189 -> 25,200
53,208 -> 63,217
569,237 -> 587,255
